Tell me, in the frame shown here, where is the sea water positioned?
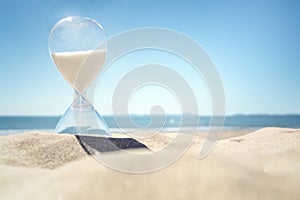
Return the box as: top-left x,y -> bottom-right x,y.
0,115 -> 299,136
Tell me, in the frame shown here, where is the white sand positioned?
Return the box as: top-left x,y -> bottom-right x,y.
52,49 -> 106,92
0,128 -> 299,200
0,132 -> 87,169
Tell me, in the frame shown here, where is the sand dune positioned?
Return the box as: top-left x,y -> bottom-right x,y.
0,132 -> 87,169
0,128 -> 299,200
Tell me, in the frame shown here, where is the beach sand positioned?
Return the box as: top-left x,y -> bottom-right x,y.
0,128 -> 299,200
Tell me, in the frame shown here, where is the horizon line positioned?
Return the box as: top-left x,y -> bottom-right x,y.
1,113 -> 300,117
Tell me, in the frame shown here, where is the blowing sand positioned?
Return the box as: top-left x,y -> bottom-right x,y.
0,128 -> 299,200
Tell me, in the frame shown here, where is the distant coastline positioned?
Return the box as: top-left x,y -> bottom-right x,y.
0,115 -> 299,130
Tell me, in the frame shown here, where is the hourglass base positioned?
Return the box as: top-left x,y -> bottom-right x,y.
55,105 -> 111,136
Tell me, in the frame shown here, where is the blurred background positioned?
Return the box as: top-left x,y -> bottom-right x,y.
0,0 -> 299,117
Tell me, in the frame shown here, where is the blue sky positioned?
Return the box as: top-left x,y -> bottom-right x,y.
0,0 -> 299,116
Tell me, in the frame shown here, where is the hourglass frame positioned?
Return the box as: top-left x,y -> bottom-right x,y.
48,16 -> 111,136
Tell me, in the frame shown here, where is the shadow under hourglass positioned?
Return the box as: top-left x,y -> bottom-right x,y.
76,135 -> 149,153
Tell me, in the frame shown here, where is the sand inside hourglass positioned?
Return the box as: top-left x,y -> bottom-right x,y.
52,49 -> 106,93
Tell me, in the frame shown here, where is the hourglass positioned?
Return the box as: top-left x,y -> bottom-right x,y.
48,16 -> 110,136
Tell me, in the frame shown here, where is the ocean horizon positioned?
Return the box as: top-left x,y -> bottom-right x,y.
0,114 -> 299,136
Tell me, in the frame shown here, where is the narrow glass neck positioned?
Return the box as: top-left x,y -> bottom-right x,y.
72,90 -> 93,108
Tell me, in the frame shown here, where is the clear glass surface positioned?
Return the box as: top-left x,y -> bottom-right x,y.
49,16 -> 110,136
